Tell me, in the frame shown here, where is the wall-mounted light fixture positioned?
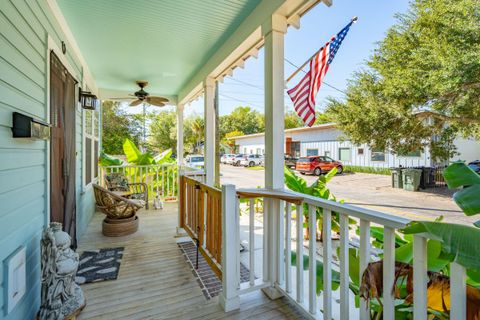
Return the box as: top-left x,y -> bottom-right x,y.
79,89 -> 100,110
11,112 -> 50,140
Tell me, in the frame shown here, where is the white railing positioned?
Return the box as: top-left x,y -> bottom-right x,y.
99,164 -> 178,198
220,186 -> 469,320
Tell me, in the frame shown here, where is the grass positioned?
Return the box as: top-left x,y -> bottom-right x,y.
343,165 -> 391,175
246,166 -> 265,171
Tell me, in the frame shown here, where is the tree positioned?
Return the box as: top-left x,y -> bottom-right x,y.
148,111 -> 177,153
223,130 -> 244,153
102,101 -> 142,155
326,0 -> 480,161
219,106 -> 264,138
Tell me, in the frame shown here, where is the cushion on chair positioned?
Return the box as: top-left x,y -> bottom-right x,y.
105,173 -> 130,191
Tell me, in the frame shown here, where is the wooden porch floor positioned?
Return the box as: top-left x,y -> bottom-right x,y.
77,202 -> 305,320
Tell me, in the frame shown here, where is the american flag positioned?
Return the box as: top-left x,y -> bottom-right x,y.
287,20 -> 354,126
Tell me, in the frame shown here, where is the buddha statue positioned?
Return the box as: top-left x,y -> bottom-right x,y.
38,222 -> 85,320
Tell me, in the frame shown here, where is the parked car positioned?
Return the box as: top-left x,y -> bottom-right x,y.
221,154 -> 236,164
295,156 -> 343,176
232,154 -> 247,166
468,160 -> 480,174
184,154 -> 204,169
240,154 -> 264,167
285,155 -> 298,169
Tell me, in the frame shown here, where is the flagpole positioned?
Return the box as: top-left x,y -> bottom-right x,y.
285,16 -> 358,84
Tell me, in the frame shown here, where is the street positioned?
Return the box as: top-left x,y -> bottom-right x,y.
219,164 -> 472,225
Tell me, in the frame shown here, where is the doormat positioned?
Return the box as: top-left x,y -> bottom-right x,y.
75,247 -> 124,284
177,240 -> 253,300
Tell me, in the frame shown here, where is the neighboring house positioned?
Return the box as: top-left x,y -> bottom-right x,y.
232,123 -> 480,168
0,2 -> 100,318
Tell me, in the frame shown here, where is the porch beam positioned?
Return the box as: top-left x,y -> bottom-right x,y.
204,77 -> 216,186
261,13 -> 287,301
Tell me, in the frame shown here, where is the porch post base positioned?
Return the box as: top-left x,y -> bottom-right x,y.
175,227 -> 187,237
262,286 -> 284,300
219,293 -> 240,312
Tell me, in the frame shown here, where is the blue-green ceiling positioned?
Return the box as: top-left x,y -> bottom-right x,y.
57,0 -> 261,96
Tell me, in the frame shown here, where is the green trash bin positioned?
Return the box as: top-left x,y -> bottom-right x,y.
391,168 -> 403,188
402,169 -> 422,191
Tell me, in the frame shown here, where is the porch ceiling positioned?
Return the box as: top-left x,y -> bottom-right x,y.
56,0 -> 261,97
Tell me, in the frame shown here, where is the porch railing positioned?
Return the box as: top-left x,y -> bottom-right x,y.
179,174 -> 222,277
219,186 -> 469,320
99,164 -> 178,198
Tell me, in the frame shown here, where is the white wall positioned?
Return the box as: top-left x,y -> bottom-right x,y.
235,135 -> 265,154
451,138 -> 480,163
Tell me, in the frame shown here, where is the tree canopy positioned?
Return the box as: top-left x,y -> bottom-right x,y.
101,101 -> 142,155
326,0 -> 480,161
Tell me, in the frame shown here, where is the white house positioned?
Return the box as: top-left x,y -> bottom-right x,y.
232,123 -> 480,168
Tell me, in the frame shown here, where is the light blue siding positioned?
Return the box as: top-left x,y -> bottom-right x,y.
0,1 -> 96,318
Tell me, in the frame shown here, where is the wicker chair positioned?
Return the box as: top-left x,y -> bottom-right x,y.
104,172 -> 149,209
93,184 -> 145,219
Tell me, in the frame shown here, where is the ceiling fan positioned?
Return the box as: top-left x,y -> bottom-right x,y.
110,80 -> 169,107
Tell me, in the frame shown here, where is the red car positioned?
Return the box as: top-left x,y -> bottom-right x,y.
295,156 -> 343,175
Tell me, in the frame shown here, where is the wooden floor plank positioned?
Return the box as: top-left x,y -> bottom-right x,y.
77,203 -> 303,319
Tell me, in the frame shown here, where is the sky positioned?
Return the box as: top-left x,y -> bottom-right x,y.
126,0 -> 410,118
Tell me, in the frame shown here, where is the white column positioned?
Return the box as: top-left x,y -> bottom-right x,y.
204,77 -> 216,186
176,103 -> 184,166
176,103 -> 185,236
262,14 -> 287,300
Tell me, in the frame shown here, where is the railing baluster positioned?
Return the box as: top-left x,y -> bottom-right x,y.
383,227 -> 396,320
339,213 -> 350,320
296,204 -> 304,303
278,200 -> 285,286
450,262 -> 466,320
359,219 -> 371,320
263,198 -> 268,283
413,235 -> 428,320
162,165 -> 165,196
249,199 -> 255,286
156,166 -> 159,195
322,209 -> 332,320
308,204 -> 316,315
285,203 -> 292,294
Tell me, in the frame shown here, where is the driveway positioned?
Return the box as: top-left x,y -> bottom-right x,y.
220,164 -> 472,225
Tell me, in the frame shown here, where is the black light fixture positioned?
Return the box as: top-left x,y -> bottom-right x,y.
12,112 -> 50,140
79,88 -> 100,110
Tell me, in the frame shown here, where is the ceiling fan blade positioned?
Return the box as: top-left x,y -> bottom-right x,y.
149,96 -> 169,102
129,99 -> 143,106
146,96 -> 168,106
109,97 -> 135,100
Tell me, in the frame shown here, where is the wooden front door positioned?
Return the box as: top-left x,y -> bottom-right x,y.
50,52 -> 77,246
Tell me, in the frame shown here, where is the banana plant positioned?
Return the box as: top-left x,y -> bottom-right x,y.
284,166 -> 354,240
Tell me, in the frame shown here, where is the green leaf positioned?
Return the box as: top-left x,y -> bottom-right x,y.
443,161 -> 480,189
154,148 -> 174,164
395,242 -> 413,264
291,251 -> 341,293
123,138 -> 142,163
443,162 -> 480,216
99,151 -> 123,166
403,221 -> 480,269
284,167 -> 307,193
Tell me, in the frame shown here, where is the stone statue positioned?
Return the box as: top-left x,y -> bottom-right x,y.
38,222 -> 85,320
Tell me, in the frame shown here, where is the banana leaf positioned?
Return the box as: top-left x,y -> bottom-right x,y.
123,138 -> 142,163
443,161 -> 480,217
154,148 -> 174,164
403,221 -> 480,269
99,151 -> 123,166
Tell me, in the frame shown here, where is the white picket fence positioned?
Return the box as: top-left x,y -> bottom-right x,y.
219,186 -> 468,320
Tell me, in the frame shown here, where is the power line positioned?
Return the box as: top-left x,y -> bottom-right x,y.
218,93 -> 263,110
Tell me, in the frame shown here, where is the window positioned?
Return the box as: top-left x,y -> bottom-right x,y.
324,150 -> 331,157
244,147 -> 247,154
371,149 -> 386,162
306,149 -> 318,156
339,148 -> 351,161
358,148 -> 364,155
83,108 -> 100,186
256,148 -> 261,155
399,150 -> 421,157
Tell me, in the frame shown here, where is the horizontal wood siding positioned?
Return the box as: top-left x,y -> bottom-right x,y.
0,1 -> 95,318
